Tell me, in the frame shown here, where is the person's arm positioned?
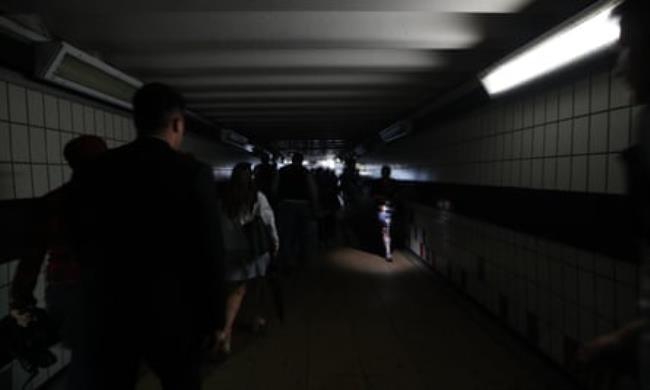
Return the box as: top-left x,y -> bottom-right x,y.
577,319 -> 649,364
9,248 -> 46,310
257,192 -> 279,255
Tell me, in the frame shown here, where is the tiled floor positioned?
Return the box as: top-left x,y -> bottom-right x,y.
139,248 -> 575,390
46,248 -> 576,390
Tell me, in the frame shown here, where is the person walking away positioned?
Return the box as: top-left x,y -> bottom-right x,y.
213,162 -> 279,356
65,83 -> 224,390
10,136 -> 107,346
276,153 -> 318,271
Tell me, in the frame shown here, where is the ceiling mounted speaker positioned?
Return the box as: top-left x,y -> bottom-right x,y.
35,41 -> 142,109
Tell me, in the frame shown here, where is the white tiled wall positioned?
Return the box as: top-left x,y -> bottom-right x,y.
408,203 -> 638,369
368,68 -> 642,194
0,70 -> 136,390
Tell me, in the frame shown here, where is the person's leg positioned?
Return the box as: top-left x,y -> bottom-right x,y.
214,283 -> 247,353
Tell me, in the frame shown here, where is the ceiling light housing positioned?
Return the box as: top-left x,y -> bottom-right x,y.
35,41 -> 142,109
480,0 -> 622,96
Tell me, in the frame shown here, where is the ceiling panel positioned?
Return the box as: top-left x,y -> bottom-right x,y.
25,0 -> 598,151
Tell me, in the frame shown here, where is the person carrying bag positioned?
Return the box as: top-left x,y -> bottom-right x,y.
212,163 -> 279,357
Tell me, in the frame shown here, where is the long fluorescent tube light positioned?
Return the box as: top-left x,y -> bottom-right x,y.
480,1 -> 621,96
36,42 -> 142,109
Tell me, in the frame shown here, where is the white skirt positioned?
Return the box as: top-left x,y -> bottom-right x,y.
226,252 -> 271,282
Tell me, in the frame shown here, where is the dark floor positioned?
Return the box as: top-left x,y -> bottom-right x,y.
48,248 -> 576,390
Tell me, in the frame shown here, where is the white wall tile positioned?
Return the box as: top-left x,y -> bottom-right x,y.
46,130 -> 61,164
0,122 -> 9,161
595,276 -> 615,318
0,81 -> 8,121
557,120 -> 572,155
32,165 -> 48,196
610,73 -> 632,109
513,101 -> 524,129
59,99 -> 72,131
595,256 -> 615,278
546,90 -> 559,122
10,124 -> 29,162
26,90 -> 44,127
72,103 -> 84,133
7,84 -> 27,124
571,156 -> 587,192
531,159 -> 544,189
543,158 -> 556,190
616,283 -> 637,325
114,114 -> 124,140
607,153 -> 626,194
523,98 -> 534,127
13,164 -> 33,198
503,132 -> 513,159
615,262 -> 637,285
534,95 -> 546,125
544,123 -> 558,157
609,108 -> 630,152
43,95 -> 59,130
521,159 -> 532,187
590,72 -> 609,113
579,308 -> 596,342
48,165 -> 63,190
84,106 -> 95,135
574,78 -> 590,117
104,111 -> 114,138
556,157 -> 571,191
565,303 -> 579,338
511,159 -> 521,186
62,165 -> 72,182
532,126 -> 545,158
572,117 -> 589,155
522,129 -> 533,158
512,131 -> 522,158
94,109 -> 105,137
0,164 -> 14,200
578,270 -> 595,308
589,113 -> 608,154
588,154 -> 607,193
29,127 -> 46,163
559,85 -> 573,120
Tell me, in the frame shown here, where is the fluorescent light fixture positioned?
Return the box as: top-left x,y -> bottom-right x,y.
480,1 -> 621,95
379,120 -> 412,143
221,128 -> 254,152
36,42 -> 142,109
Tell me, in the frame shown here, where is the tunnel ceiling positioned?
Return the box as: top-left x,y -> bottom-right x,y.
27,0 -> 596,150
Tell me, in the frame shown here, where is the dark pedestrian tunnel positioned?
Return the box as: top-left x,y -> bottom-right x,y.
0,0 -> 647,389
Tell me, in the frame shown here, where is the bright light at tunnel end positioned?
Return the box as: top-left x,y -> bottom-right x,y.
480,1 -> 621,96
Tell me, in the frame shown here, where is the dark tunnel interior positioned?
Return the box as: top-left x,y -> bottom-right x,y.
0,0 -> 648,389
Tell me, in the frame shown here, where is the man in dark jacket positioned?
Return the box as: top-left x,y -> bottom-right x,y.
66,83 -> 224,390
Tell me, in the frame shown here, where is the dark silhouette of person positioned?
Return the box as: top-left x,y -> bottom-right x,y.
276,153 -> 318,269
65,83 -> 224,390
9,136 -> 107,345
577,1 -> 650,387
253,153 -> 277,206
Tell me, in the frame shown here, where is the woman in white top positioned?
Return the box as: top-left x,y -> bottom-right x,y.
214,162 -> 279,356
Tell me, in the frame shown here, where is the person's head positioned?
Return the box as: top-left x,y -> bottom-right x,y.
224,162 -> 256,218
615,0 -> 650,103
63,135 -> 108,171
132,83 -> 186,149
292,152 -> 304,166
260,153 -> 270,165
381,165 -> 392,180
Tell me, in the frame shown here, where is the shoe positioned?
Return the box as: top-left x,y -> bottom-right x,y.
385,255 -> 393,262
252,317 -> 268,334
215,331 -> 231,356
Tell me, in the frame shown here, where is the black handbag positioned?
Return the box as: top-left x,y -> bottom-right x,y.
242,216 -> 272,258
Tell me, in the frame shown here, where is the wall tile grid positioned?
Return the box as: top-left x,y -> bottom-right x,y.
380,68 -> 641,194
0,74 -> 136,389
408,203 -> 638,370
